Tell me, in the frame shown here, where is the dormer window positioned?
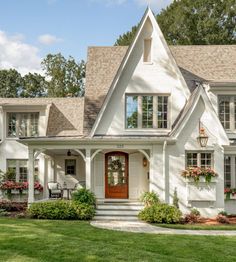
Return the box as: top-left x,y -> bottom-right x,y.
143,38 -> 152,63
126,95 -> 169,129
7,112 -> 39,137
218,95 -> 236,130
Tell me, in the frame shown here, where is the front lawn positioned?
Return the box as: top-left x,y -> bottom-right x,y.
157,224 -> 236,230
1,218 -> 236,261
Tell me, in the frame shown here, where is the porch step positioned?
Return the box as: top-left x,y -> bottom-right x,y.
94,201 -> 144,221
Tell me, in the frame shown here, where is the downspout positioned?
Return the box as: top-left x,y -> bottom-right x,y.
163,140 -> 168,203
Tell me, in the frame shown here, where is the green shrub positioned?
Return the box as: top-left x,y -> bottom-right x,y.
190,208 -> 200,217
74,203 -> 95,220
138,203 -> 182,224
218,211 -> 228,216
140,191 -> 159,207
72,188 -> 96,206
28,200 -> 95,220
28,201 -> 77,220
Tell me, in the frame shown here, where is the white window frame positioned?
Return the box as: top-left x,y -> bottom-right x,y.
7,159 -> 39,182
224,154 -> 236,188
7,112 -> 39,138
186,151 -> 214,169
125,94 -> 170,130
218,95 -> 236,130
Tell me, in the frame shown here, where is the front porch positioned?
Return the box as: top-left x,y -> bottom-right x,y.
26,143 -> 152,203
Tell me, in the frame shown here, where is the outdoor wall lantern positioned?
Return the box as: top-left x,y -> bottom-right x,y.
67,150 -> 72,156
143,157 -> 148,167
197,122 -> 209,147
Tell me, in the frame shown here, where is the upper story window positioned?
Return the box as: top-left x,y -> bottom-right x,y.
126,95 -> 169,129
143,38 -> 152,63
186,152 -> 212,168
7,112 -> 39,137
218,95 -> 236,130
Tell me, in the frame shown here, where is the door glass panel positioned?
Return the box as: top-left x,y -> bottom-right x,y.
107,155 -> 126,186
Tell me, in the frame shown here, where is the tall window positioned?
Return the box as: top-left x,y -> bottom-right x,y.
7,159 -> 39,182
224,156 -> 231,188
126,96 -> 138,128
157,96 -> 168,128
186,152 -> 212,168
143,39 -> 152,63
7,112 -> 39,137
126,95 -> 169,129
218,95 -> 236,130
142,96 -> 153,128
65,159 -> 76,175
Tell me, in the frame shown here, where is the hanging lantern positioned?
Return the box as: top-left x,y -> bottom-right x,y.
143,157 -> 148,167
197,125 -> 208,147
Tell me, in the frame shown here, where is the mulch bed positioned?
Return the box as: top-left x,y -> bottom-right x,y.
197,217 -> 236,225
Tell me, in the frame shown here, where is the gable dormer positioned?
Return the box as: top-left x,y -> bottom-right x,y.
90,8 -> 190,136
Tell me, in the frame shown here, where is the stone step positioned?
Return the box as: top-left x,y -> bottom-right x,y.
96,205 -> 143,210
96,209 -> 140,216
93,215 -> 139,221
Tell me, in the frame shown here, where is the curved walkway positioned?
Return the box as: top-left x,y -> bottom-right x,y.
91,220 -> 236,236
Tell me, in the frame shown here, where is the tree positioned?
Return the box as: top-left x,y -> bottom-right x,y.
0,69 -> 22,97
20,73 -> 48,98
41,53 -> 85,97
115,0 -> 236,46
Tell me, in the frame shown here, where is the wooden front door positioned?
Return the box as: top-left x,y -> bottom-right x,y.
105,152 -> 128,199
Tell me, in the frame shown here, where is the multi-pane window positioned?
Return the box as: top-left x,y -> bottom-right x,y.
7,112 -> 39,137
218,95 -> 236,130
186,152 -> 212,168
65,159 -> 76,175
7,159 -> 39,182
126,95 -> 169,129
142,96 -> 153,128
126,96 -> 138,129
157,96 -> 168,128
224,156 -> 231,188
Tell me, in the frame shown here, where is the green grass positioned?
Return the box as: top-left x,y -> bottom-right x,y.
1,218 -> 236,262
157,224 -> 236,230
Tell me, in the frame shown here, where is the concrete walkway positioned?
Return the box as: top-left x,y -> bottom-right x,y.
91,220 -> 236,236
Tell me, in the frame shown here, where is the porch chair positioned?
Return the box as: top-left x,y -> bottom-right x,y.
47,182 -> 63,199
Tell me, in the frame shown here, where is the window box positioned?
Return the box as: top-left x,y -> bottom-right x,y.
186,176 -> 217,184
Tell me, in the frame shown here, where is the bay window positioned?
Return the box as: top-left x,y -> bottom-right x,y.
7,112 -> 39,137
126,94 -> 169,129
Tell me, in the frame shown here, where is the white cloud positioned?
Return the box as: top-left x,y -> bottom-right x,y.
38,34 -> 62,45
0,31 -> 42,75
134,0 -> 173,11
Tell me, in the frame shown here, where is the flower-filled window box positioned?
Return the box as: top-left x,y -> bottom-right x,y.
181,167 -> 218,185
224,188 -> 236,200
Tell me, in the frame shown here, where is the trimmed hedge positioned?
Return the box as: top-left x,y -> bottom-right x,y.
28,200 -> 95,220
138,203 -> 182,224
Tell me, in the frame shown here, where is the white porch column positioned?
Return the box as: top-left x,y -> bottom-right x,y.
28,148 -> 35,204
85,149 -> 92,190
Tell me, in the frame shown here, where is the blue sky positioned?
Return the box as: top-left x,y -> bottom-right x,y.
0,0 -> 172,74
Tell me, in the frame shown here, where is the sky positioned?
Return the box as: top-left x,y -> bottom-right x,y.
0,0 -> 173,75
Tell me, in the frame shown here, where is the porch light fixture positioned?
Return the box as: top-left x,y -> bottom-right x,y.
143,157 -> 148,167
197,122 -> 208,148
67,150 -> 72,156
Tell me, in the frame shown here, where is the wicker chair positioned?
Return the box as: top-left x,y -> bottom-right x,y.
47,182 -> 63,199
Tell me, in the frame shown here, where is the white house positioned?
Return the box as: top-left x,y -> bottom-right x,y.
1,8 -> 236,217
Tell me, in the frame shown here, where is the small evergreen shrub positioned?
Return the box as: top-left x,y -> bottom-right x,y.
28,200 -> 95,220
140,191 -> 160,207
74,203 -> 95,220
138,203 -> 182,224
72,188 -> 96,206
190,208 -> 200,217
218,211 -> 228,216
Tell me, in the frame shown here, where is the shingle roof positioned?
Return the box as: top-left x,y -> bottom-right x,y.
0,98 -> 84,136
84,45 -> 236,134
